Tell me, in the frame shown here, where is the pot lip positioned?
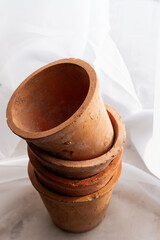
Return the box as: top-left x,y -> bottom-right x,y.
28,161 -> 122,202
28,103 -> 126,167
28,147 -> 123,188
6,58 -> 97,140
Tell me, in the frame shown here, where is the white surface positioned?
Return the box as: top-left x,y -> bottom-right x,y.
0,0 -> 160,239
0,161 -> 160,240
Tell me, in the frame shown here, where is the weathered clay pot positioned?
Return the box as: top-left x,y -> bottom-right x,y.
28,103 -> 126,179
28,161 -> 122,233
28,146 -> 123,196
6,58 -> 114,160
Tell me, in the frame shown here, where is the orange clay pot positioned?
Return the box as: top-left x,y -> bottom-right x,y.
28,146 -> 123,196
28,161 -> 122,233
6,58 -> 114,160
28,103 -> 126,179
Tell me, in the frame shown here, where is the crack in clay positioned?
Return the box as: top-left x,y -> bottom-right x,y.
64,141 -> 71,145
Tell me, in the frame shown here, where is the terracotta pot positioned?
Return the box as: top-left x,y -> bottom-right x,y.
28,103 -> 126,179
6,58 -> 114,160
28,146 -> 123,196
28,161 -> 122,233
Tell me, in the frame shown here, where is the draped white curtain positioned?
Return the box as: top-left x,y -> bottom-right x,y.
0,0 -> 160,239
109,0 -> 160,179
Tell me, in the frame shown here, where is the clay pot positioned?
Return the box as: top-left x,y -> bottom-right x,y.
6,58 -> 114,160
28,161 -> 122,233
28,146 -> 123,196
28,103 -> 126,179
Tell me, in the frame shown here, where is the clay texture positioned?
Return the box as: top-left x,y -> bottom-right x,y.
28,103 -> 126,179
7,59 -> 114,160
28,147 -> 123,196
28,161 -> 122,233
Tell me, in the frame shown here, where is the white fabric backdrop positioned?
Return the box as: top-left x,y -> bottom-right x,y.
0,0 -> 160,239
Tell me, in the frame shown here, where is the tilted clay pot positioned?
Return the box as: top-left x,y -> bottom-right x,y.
28,147 -> 123,196
28,161 -> 122,233
6,58 -> 114,160
28,103 -> 126,179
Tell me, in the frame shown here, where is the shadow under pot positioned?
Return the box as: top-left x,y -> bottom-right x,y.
28,161 -> 122,233
28,103 -> 126,179
28,146 -> 123,197
7,58 -> 114,160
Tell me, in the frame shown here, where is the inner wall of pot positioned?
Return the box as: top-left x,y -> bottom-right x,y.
12,63 -> 90,132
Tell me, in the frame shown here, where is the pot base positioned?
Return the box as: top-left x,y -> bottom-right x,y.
41,190 -> 112,233
28,161 -> 122,233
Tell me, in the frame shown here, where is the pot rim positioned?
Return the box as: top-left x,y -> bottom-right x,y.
6,58 -> 97,140
28,103 -> 126,167
28,161 -> 122,202
28,147 -> 123,189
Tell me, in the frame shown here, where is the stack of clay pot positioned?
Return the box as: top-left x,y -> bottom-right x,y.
6,59 -> 126,233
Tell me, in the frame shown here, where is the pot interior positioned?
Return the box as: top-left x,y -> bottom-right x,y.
12,63 -> 90,132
